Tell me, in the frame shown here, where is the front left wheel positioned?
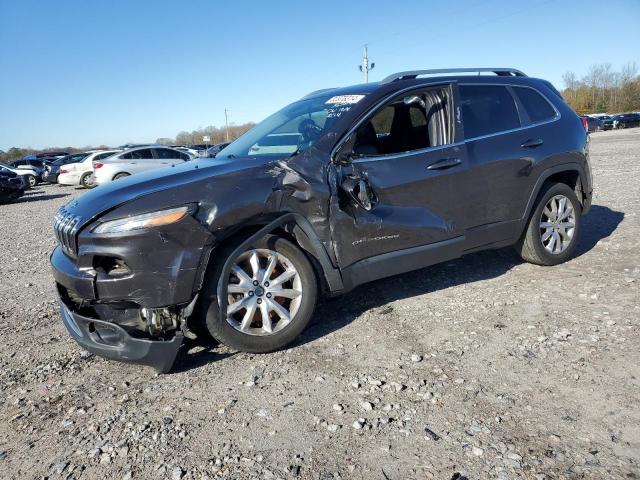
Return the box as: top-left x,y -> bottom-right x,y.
195,234 -> 318,353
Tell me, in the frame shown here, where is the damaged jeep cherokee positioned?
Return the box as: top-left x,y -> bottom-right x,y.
51,68 -> 592,372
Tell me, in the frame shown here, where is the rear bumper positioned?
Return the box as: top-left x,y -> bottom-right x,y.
58,172 -> 80,185
59,300 -> 182,373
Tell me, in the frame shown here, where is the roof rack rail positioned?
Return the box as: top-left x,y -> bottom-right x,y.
380,68 -> 527,84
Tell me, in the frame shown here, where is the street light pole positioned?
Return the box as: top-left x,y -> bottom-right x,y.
224,108 -> 230,142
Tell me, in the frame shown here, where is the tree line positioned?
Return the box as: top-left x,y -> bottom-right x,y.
156,122 -> 255,146
561,62 -> 640,115
0,122 -> 256,162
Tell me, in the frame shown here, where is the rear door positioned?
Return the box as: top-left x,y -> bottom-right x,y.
330,82 -> 472,268
126,148 -> 155,173
458,84 -> 538,236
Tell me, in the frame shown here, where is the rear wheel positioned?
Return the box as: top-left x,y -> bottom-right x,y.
195,234 -> 318,353
80,172 -> 96,188
515,182 -> 582,266
25,175 -> 36,188
113,173 -> 130,181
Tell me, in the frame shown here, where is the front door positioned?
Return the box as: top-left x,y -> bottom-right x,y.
329,83 -> 472,269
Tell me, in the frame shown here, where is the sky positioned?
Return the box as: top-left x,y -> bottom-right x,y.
0,0 -> 638,150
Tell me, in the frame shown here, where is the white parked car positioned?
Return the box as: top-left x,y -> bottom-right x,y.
0,162 -> 40,188
93,146 -> 192,185
57,150 -> 122,188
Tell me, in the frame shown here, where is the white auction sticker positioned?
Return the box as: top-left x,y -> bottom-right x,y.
325,94 -> 365,104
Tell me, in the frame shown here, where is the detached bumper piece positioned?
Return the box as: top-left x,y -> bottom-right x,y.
59,301 -> 183,373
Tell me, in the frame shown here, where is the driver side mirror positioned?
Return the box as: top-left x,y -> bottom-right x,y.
340,175 -> 375,211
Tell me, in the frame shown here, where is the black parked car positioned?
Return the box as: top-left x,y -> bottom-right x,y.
205,142 -> 230,157
42,152 -> 90,183
613,113 -> 640,129
36,151 -> 69,159
0,167 -> 26,203
51,67 -> 592,373
584,116 -> 604,133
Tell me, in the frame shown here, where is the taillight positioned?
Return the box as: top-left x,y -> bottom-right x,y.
59,168 -> 68,174
93,162 -> 104,169
581,116 -> 588,132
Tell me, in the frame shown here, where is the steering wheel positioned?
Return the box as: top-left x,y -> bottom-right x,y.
298,118 -> 323,143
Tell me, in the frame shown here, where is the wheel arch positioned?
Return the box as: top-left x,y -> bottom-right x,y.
112,172 -> 130,180
516,163 -> 589,239
199,213 -> 344,320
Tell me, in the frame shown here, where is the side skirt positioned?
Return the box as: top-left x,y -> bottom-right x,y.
340,236 -> 464,291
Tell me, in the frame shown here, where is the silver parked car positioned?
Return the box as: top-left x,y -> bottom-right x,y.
93,146 -> 192,185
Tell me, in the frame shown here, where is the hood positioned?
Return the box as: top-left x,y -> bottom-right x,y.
63,157 -> 260,223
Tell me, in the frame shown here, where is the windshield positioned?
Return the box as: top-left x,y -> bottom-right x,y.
218,93 -> 366,158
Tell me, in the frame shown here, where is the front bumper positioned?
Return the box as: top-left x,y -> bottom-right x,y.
59,299 -> 183,373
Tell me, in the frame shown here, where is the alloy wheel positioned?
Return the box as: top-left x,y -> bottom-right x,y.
539,195 -> 576,254
221,249 -> 303,336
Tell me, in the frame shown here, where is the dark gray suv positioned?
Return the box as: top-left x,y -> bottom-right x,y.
50,68 -> 592,372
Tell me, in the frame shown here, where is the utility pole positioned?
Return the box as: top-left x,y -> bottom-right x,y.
224,108 -> 230,142
358,44 -> 375,83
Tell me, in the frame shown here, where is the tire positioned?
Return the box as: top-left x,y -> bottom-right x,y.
80,172 -> 96,188
194,234 -> 318,353
25,175 -> 36,188
113,173 -> 130,181
515,182 -> 582,266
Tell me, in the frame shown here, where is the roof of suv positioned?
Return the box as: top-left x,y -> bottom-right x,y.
303,68 -> 559,101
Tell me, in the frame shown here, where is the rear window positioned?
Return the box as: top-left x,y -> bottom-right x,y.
459,85 -> 520,139
513,87 -> 556,123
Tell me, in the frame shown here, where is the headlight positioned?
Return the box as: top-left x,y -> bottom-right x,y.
93,206 -> 190,234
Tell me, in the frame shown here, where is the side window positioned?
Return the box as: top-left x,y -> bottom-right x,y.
120,152 -> 132,160
179,152 -> 190,161
512,87 -> 557,123
95,152 -> 115,161
459,85 -> 520,139
131,149 -> 153,160
154,148 -> 178,160
352,86 -> 453,156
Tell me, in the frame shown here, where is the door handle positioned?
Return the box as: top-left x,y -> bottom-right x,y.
427,158 -> 461,170
521,138 -> 544,148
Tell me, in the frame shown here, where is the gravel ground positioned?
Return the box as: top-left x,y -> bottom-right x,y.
1,129 -> 638,480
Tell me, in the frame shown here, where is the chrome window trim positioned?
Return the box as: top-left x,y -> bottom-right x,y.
330,80 -> 457,163
352,141 -> 465,163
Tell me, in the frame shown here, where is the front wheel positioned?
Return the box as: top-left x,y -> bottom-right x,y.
195,234 -> 318,353
25,175 -> 36,188
515,182 -> 582,266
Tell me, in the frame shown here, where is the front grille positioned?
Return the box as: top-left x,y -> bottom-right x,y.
53,207 -> 82,257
